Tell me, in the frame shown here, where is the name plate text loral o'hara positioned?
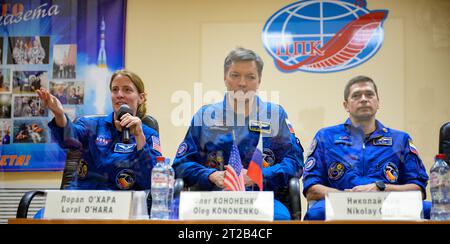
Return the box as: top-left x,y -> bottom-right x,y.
43,190 -> 133,219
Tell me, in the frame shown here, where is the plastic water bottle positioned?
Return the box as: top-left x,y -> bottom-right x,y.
165,157 -> 175,219
430,154 -> 450,220
151,156 -> 170,219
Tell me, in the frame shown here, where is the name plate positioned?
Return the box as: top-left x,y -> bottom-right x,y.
179,191 -> 274,221
43,190 -> 133,219
325,191 -> 423,220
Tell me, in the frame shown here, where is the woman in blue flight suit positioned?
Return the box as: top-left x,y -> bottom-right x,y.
172,48 -> 304,220
302,76 -> 430,220
34,70 -> 161,217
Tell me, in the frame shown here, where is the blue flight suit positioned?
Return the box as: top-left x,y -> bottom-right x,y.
173,96 -> 304,220
34,112 -> 162,219
49,112 -> 161,190
302,119 -> 430,220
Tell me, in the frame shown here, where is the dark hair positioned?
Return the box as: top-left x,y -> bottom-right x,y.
344,75 -> 378,101
224,47 -> 264,77
109,70 -> 147,119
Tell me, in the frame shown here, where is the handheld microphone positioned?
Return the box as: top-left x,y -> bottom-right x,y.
117,104 -> 133,143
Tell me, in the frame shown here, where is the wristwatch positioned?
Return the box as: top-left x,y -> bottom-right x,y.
375,181 -> 386,191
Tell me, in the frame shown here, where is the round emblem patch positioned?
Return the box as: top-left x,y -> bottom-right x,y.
328,162 -> 345,181
383,162 -> 398,183
176,142 -> 188,157
262,148 -> 276,168
95,136 -> 111,146
115,169 -> 136,190
305,157 -> 316,172
206,151 -> 224,170
77,159 -> 88,178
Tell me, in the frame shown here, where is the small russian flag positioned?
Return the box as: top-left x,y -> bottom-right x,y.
286,119 -> 295,134
247,133 -> 264,191
409,140 -> 418,156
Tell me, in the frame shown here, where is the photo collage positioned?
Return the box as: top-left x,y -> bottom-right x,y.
0,37 -> 84,145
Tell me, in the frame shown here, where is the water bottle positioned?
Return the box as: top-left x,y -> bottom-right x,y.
165,157 -> 175,219
150,156 -> 170,219
430,154 -> 450,220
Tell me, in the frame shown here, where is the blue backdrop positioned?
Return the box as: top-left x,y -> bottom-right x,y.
0,0 -> 126,171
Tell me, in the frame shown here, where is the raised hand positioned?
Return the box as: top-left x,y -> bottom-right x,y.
114,112 -> 147,150
36,87 -> 64,116
36,87 -> 67,127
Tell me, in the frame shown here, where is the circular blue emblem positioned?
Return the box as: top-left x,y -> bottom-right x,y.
328,162 -> 345,181
305,157 -> 316,172
262,0 -> 388,73
115,169 -> 136,190
176,142 -> 188,157
95,136 -> 111,146
383,162 -> 398,183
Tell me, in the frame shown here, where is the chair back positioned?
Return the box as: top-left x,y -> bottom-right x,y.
60,149 -> 83,189
142,115 -> 159,134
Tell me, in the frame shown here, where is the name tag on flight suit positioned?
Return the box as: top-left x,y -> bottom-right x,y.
334,135 -> 352,146
373,137 -> 393,146
114,143 -> 136,153
249,120 -> 271,134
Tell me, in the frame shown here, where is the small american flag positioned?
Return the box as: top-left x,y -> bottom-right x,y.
152,135 -> 162,153
224,142 -> 245,191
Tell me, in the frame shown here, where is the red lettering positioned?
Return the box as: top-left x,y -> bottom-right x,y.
310,41 -> 324,56
25,155 -> 31,166
276,43 -> 291,57
0,156 -> 7,166
0,155 -> 32,167
293,41 -> 309,57
15,155 -> 26,166
301,41 -> 307,56
8,155 -> 17,166
277,41 -> 324,58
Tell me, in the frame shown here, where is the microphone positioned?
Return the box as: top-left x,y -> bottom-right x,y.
117,104 -> 133,143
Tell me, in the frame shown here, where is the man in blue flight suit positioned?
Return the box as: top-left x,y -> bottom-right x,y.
302,75 -> 431,220
173,47 -> 304,220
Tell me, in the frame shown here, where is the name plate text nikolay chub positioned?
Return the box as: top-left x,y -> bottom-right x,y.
325,191 -> 423,220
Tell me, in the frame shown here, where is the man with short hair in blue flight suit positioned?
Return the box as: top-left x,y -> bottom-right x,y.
302,75 -> 431,220
173,47 -> 304,220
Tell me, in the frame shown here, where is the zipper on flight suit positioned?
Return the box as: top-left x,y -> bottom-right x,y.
362,140 -> 366,176
361,134 -> 382,176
